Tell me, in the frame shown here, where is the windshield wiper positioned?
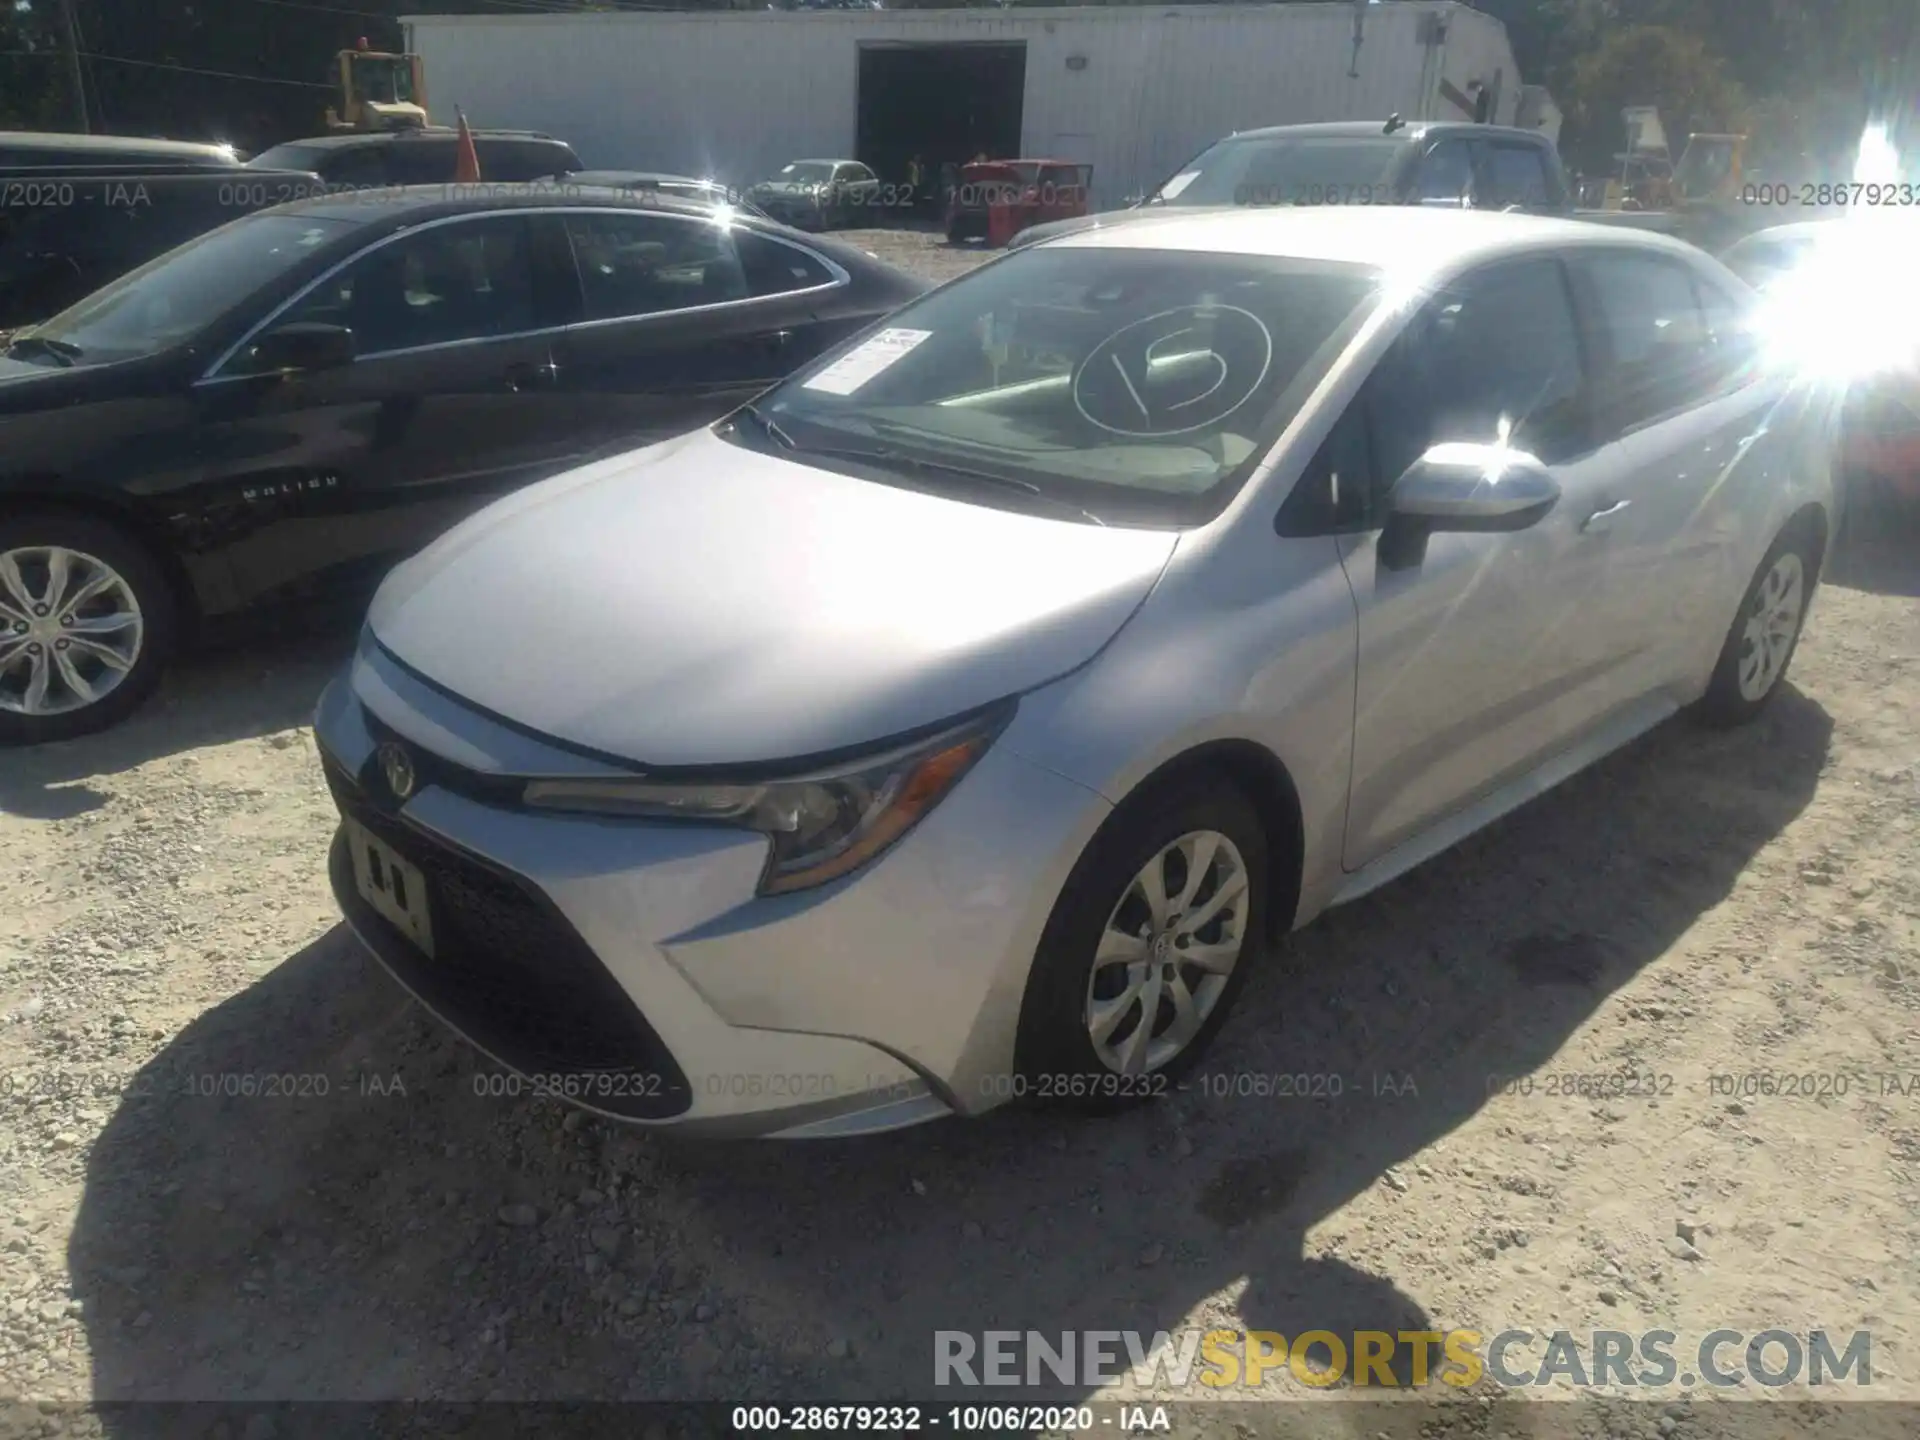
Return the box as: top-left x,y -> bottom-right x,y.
733,401 -> 797,451
5,334 -> 81,367
792,437 -> 1108,527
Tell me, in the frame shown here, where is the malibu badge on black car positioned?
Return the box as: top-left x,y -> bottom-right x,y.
0,184 -> 927,745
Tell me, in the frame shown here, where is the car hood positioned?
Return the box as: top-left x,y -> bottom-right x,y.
1010,204 -> 1243,249
368,427 -> 1178,767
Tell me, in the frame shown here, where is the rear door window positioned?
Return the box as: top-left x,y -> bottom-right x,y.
318,146 -> 391,190
1476,142 -> 1555,210
383,143 -> 455,186
562,212 -> 749,320
1414,140 -> 1476,206
733,230 -> 836,297
480,141 -> 580,181
1573,251 -> 1721,432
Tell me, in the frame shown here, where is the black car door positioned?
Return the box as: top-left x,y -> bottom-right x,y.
190,212 -> 578,609
546,209 -> 856,455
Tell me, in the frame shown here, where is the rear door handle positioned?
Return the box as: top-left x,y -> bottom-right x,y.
1582,499 -> 1632,534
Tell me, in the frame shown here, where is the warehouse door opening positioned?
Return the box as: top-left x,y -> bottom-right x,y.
856,42 -> 1026,207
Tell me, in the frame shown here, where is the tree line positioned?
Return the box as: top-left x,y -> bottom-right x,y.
2,0 -> 1913,175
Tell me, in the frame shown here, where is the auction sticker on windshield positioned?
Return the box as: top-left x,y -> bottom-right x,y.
803,327 -> 933,396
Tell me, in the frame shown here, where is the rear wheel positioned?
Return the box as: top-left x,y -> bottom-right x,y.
1014,776 -> 1269,1112
0,513 -> 174,746
1695,526 -> 1817,728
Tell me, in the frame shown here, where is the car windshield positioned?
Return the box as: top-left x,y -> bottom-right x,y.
16,213 -> 352,365
733,246 -> 1381,528
1147,136 -> 1407,207
775,162 -> 835,185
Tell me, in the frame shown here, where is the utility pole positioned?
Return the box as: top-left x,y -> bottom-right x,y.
58,0 -> 91,134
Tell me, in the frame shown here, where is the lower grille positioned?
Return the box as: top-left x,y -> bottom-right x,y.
323,755 -> 692,1120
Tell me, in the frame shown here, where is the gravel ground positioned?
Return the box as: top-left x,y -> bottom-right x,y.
0,229 -> 1916,1427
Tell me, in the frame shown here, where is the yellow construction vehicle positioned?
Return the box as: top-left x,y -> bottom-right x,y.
325,39 -> 429,133
1670,133 -> 1748,205
1581,109 -> 1751,245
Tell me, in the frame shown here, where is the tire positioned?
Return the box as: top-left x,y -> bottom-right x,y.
0,511 -> 175,747
1013,774 -> 1270,1113
1694,524 -> 1819,729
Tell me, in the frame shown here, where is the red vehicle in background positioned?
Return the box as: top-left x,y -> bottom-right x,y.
945,159 -> 1091,246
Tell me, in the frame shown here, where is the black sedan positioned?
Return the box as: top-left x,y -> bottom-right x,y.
0,185 -> 927,745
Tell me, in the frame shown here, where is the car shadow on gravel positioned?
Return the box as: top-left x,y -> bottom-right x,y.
69,689 -> 1831,1418
0,627 -> 351,820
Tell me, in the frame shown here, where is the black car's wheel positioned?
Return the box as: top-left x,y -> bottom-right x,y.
1014,773 -> 1269,1112
1695,523 -> 1820,729
0,512 -> 175,746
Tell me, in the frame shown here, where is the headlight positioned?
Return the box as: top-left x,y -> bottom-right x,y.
521,703 -> 1011,896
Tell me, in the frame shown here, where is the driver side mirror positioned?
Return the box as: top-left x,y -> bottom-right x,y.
249,322 -> 355,375
1379,442 -> 1561,570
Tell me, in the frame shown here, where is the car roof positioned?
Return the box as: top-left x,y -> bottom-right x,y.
1052,205 -> 1704,271
0,165 -> 318,191
256,181 -> 771,225
1224,120 -> 1545,145
265,129 -> 563,151
568,170 -> 716,186
0,129 -> 240,161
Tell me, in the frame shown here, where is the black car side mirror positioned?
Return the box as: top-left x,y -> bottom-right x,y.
1378,441 -> 1561,570
250,322 -> 355,375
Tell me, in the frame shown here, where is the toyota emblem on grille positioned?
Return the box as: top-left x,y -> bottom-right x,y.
377,742 -> 417,801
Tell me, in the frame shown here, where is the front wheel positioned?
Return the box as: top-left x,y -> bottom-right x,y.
1694,527 -> 1818,728
1014,776 -> 1269,1112
0,513 -> 175,746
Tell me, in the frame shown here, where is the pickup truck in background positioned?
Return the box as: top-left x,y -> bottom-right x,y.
1007,118 -> 1679,250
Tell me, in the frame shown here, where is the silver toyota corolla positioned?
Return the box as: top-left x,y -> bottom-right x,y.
313,208 -> 1834,1138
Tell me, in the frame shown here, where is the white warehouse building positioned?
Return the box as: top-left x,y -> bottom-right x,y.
401,1 -> 1555,209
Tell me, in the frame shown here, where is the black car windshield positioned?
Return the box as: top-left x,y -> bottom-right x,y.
735,246 -> 1382,527
21,213 -> 352,364
1147,136 -> 1408,208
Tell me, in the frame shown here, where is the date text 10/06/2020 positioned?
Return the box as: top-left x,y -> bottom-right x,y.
732,1406 -> 1172,1433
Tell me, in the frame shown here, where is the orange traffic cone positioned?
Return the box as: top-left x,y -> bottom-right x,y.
454,106 -> 482,184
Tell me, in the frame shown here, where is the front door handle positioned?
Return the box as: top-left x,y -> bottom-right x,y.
1582,499 -> 1632,534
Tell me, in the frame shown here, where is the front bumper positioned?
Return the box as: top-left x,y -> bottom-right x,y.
313,640 -> 1110,1138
